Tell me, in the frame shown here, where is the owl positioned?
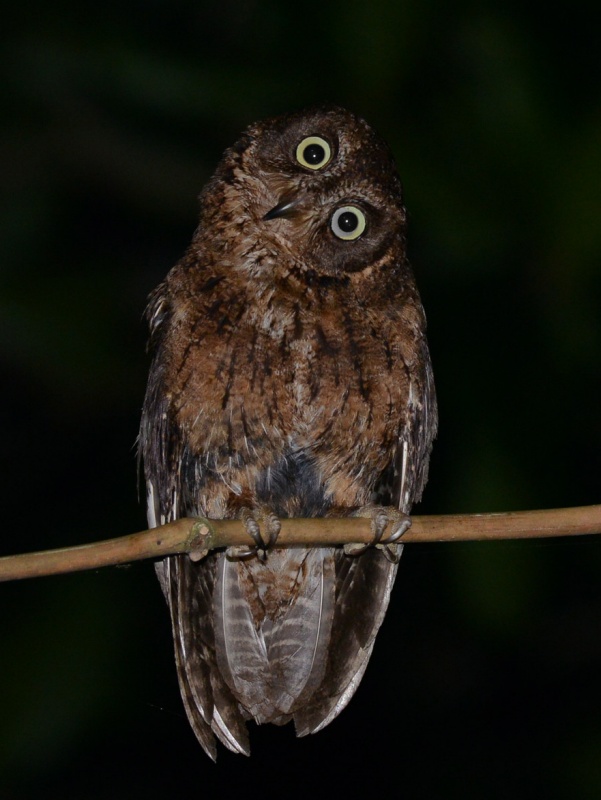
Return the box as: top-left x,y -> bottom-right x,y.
139,106 -> 437,759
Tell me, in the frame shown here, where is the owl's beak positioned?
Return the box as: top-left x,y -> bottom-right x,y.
263,195 -> 302,221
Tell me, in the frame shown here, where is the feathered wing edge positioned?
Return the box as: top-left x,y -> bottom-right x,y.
293,547 -> 399,736
163,553 -> 252,758
293,349 -> 437,736
151,509 -> 253,758
141,315 -> 253,757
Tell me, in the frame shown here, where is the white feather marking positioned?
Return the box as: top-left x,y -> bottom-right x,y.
399,439 -> 408,512
305,558 -> 326,681
146,481 -> 157,528
312,557 -> 401,733
312,650 -> 372,734
211,707 -> 247,755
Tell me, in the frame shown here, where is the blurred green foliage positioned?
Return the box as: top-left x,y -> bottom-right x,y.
1,1 -> 600,798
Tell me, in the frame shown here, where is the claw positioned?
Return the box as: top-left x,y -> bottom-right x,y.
344,506 -> 411,560
226,508 -> 281,561
226,544 -> 260,561
380,514 -> 411,544
262,512 -> 281,549
380,543 -> 403,564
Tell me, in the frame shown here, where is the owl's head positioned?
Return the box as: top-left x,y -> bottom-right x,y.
201,106 -> 407,280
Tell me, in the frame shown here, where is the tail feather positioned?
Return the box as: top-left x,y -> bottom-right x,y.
214,548 -> 337,723
266,548 -> 336,715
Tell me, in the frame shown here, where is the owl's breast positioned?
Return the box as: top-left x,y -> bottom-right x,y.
168,282 -> 414,512
285,312 -> 409,497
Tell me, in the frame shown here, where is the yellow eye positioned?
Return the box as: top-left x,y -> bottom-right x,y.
331,206 -> 367,240
295,136 -> 332,170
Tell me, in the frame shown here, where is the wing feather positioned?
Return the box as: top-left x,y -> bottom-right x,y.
294,336 -> 437,736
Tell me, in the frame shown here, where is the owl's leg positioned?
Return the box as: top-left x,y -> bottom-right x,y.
344,506 -> 411,564
226,507 -> 281,561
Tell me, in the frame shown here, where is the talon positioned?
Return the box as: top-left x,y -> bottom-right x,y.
343,542 -> 370,557
344,506 -> 411,558
371,508 -> 390,545
227,507 -> 281,561
226,544 -> 258,561
381,515 -> 411,545
378,543 -> 404,564
241,508 -> 266,550
264,513 -> 281,549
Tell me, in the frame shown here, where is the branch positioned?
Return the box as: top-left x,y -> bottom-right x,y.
1,505 -> 600,583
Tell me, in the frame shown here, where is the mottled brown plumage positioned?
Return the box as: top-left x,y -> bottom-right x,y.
139,106 -> 437,758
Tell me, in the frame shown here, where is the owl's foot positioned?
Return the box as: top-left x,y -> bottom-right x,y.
226,507 -> 281,561
344,506 -> 411,564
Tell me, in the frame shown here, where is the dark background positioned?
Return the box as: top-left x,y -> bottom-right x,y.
1,1 -> 600,797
